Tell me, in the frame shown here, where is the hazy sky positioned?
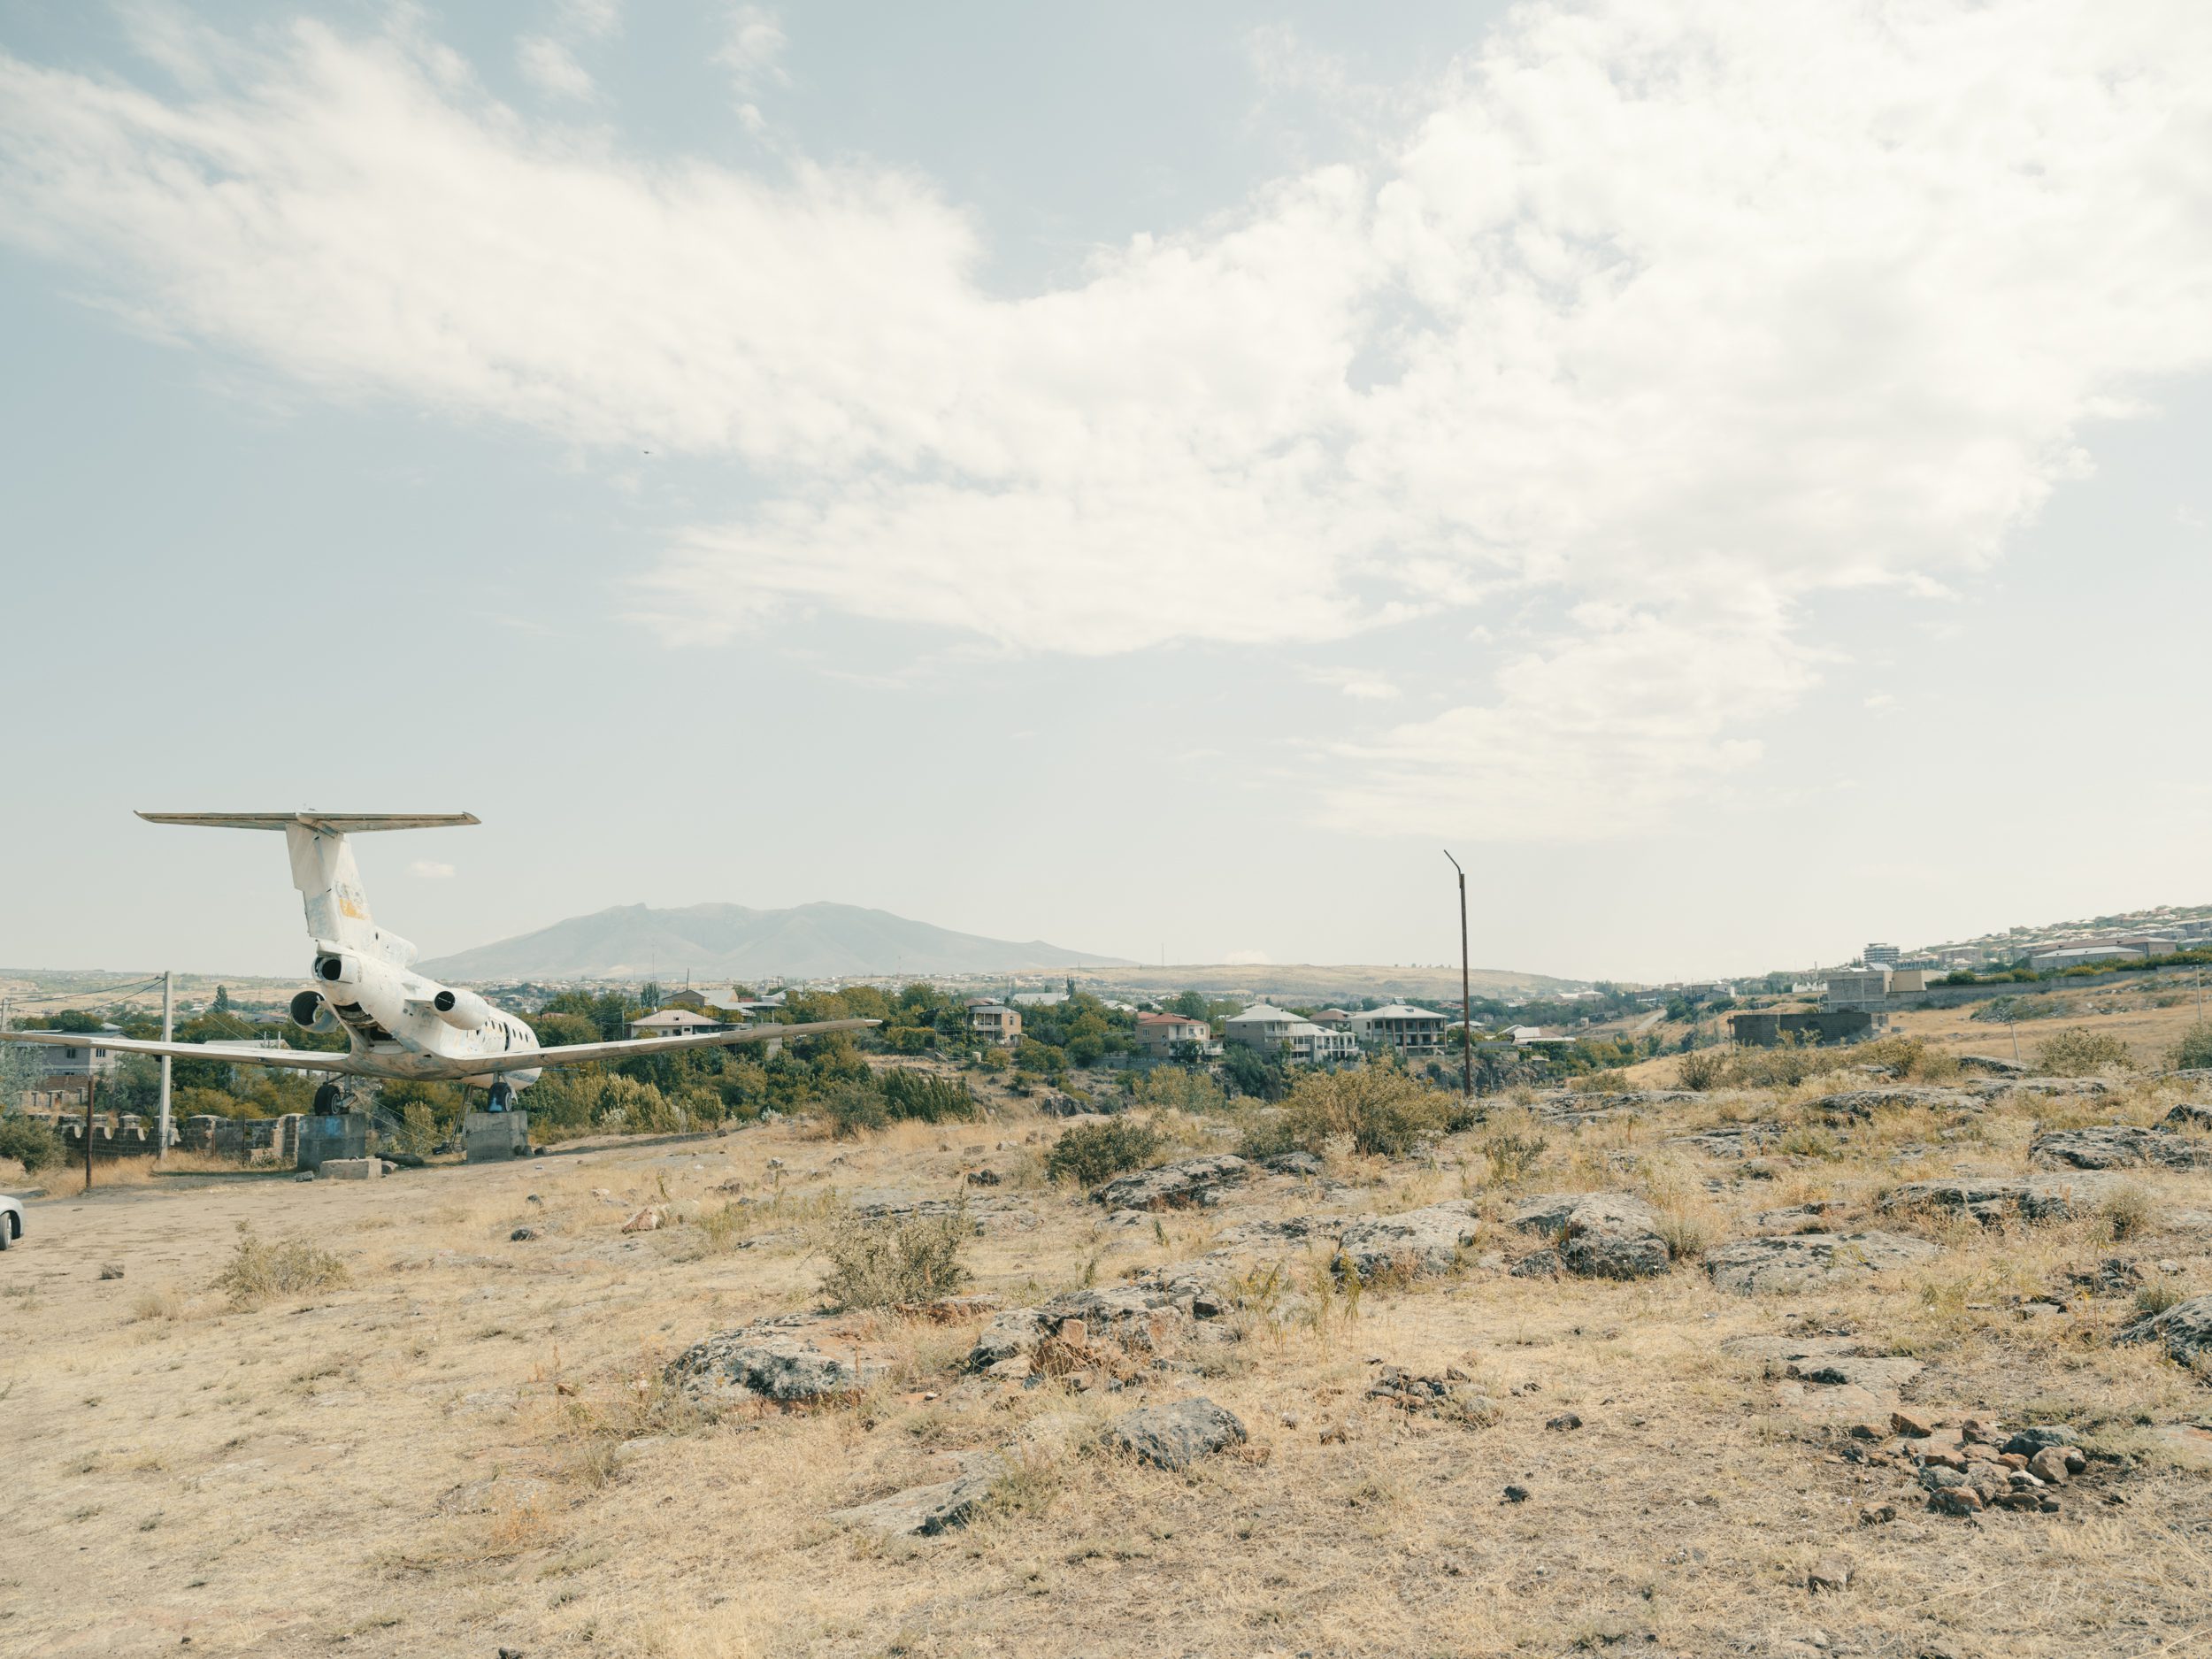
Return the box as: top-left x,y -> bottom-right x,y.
3,1 -> 2209,984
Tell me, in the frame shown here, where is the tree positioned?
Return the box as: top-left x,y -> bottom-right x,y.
213,985 -> 232,1014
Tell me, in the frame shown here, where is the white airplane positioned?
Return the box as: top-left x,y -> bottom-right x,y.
3,812 -> 874,1111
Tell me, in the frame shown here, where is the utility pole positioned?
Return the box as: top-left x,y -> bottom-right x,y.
83,1066 -> 96,1194
156,969 -> 173,1164
1444,851 -> 1473,1103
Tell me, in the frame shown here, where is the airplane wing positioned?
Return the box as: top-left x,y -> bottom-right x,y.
137,811 -> 479,833
0,1030 -> 363,1073
472,1018 -> 881,1075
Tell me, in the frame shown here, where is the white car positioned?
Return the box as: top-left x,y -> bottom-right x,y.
0,1194 -> 22,1250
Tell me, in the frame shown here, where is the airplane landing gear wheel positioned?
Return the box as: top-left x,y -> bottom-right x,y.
312,1082 -> 343,1116
488,1079 -> 515,1113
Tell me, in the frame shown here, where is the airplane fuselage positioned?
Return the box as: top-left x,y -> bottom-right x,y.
304,945 -> 543,1087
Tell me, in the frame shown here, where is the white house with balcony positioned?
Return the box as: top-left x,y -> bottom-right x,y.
1348,1003 -> 1448,1056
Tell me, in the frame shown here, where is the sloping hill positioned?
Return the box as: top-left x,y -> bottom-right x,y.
418,902 -> 1133,981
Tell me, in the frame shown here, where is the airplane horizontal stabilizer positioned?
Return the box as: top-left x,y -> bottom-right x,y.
138,812 -> 479,833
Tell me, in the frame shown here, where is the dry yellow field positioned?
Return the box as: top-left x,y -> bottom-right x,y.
4,1064 -> 2210,1659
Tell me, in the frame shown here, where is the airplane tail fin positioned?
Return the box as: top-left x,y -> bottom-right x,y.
137,812 -> 478,966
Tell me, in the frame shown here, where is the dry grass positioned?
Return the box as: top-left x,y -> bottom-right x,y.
0,1077 -> 2207,1658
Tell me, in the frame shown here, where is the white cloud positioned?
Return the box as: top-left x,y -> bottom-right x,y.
1308,666 -> 1402,701
3,4 -> 2210,839
716,5 -> 788,97
517,35 -> 595,101
408,860 -> 457,879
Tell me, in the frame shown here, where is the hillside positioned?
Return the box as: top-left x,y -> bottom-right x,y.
417,902 -> 1134,981
1084,963 -> 1579,1002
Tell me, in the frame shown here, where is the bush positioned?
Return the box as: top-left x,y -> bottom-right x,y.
1269,1067 -> 1449,1159
817,1204 -> 970,1310
214,1227 -> 349,1308
1480,1125 -> 1548,1186
1219,1045 -> 1286,1102
1046,1118 -> 1161,1186
1676,1050 -> 1726,1092
2035,1029 -> 2134,1075
879,1069 -> 979,1124
821,1081 -> 888,1139
0,1114 -> 65,1173
2169,1024 -> 2212,1071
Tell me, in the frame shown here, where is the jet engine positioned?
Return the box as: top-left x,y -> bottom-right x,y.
289,989 -> 341,1033
431,987 -> 492,1029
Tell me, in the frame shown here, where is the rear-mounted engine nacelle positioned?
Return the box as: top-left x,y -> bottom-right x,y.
289,990 -> 340,1033
314,951 -> 362,987
432,987 -> 491,1029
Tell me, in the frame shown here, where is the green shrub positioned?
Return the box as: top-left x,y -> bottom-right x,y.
879,1069 -> 979,1124
1676,1049 -> 1726,1092
2169,1024 -> 2212,1071
0,1114 -> 65,1173
1046,1118 -> 1161,1186
817,1204 -> 970,1310
1481,1125 -> 1549,1186
1263,1067 -> 1449,1159
2035,1029 -> 2134,1075
821,1081 -> 888,1139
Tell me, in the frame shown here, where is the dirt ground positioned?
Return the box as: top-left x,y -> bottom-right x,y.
4,1068 -> 2211,1659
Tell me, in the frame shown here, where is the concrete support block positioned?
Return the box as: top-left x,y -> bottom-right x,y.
319,1156 -> 381,1181
465,1110 -> 531,1164
296,1112 -> 370,1172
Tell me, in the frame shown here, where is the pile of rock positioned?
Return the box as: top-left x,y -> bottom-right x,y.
1879,1172 -> 2124,1226
1100,1396 -> 1248,1469
1364,1365 -> 1501,1426
1886,1415 -> 2091,1517
1334,1201 -> 1482,1281
965,1271 -> 1233,1379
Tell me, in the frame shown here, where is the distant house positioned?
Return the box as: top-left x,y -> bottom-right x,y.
1310,1009 -> 1354,1027
626,1008 -> 728,1040
968,1002 -> 1022,1046
1821,968 -> 1891,1010
1223,1005 -> 1354,1063
1134,1012 -> 1214,1056
664,986 -> 755,1012
1010,990 -> 1070,1009
1348,1003 -> 1448,1056
9,1025 -> 125,1079
1509,1025 -> 1573,1047
2029,945 -> 2147,972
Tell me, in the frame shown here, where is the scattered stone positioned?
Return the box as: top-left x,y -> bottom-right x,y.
2164,1102 -> 2212,1132
1502,1484 -> 1531,1503
1750,1203 -> 1839,1234
621,1207 -> 666,1233
2032,1125 -> 2207,1171
1929,1486 -> 1983,1516
1090,1155 -> 1250,1212
1891,1409 -> 1935,1438
830,1453 -> 1007,1537
1999,1426 -> 2076,1457
1807,1556 -> 1854,1593
1546,1411 -> 1583,1432
1857,1504 -> 1896,1526
97,1263 -> 124,1280
509,1226 -> 539,1242
1955,1054 -> 2024,1076
666,1320 -> 891,1406
964,1169 -> 1002,1187
2115,1293 -> 2212,1367
1101,1397 -> 1247,1470
1334,1202 -> 1481,1280
1510,1192 -> 1671,1279
1262,1150 -> 1326,1178
2027,1448 -> 2072,1485
1704,1232 -> 1937,1294
1365,1367 -> 1501,1426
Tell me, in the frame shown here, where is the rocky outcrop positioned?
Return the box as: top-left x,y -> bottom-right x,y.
1509,1192 -> 1671,1279
2032,1125 -> 2207,1171
2114,1293 -> 2212,1367
1101,1397 -> 1247,1469
1955,1055 -> 2025,1076
1334,1202 -> 1481,1280
2164,1102 -> 2212,1133
1880,1172 -> 2124,1225
1704,1231 -> 1938,1294
666,1319 -> 891,1406
830,1453 -> 1007,1536
1816,1087 -> 1977,1118
1090,1155 -> 1250,1211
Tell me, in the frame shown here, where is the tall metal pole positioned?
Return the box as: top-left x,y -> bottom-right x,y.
1444,851 -> 1472,1102
83,1066 -> 96,1194
156,969 -> 173,1164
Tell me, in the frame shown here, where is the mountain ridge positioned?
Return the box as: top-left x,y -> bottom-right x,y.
416,901 -> 1136,980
